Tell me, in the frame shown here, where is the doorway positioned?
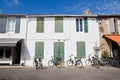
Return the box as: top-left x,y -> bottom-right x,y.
12,41 -> 21,65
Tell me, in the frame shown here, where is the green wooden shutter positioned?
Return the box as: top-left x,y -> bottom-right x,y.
36,17 -> 44,33
54,42 -> 64,61
15,18 -> 20,33
35,42 -> 44,58
55,17 -> 63,33
77,41 -> 86,58
84,17 -> 88,33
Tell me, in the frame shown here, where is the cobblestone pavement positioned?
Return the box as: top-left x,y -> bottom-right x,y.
0,66 -> 120,80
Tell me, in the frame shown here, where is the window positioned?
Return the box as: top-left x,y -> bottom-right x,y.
109,18 -> 118,34
54,42 -> 64,61
36,17 -> 44,33
55,17 -> 63,33
77,41 -> 86,58
0,48 -> 12,59
35,42 -> 44,58
0,17 -> 20,33
76,17 -> 88,33
76,19 -> 83,32
7,18 -> 16,32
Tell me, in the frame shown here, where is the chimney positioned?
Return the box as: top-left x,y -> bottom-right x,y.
84,9 -> 90,15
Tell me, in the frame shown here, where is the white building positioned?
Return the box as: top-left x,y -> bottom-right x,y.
25,15 -> 100,66
0,14 -> 27,65
0,14 -> 100,66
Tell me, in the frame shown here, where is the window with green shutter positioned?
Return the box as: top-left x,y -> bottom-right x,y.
55,17 -> 63,33
77,41 -> 86,58
35,42 -> 44,58
36,17 -> 44,33
84,17 -> 88,33
54,42 -> 64,61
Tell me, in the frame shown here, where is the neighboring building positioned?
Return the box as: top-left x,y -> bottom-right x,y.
0,14 -> 100,66
25,14 -> 100,66
98,15 -> 120,67
0,14 -> 27,65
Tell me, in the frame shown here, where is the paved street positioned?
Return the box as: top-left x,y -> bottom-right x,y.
0,66 -> 120,80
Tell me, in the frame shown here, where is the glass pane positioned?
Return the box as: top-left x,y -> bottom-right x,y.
0,18 -> 6,33
7,18 -> 16,32
76,19 -> 79,32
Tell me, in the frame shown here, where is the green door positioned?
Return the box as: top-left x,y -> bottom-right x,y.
77,41 -> 86,58
54,42 -> 64,61
35,42 -> 44,58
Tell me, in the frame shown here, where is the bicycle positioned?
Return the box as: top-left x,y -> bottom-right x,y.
66,55 -> 83,67
48,56 -> 62,68
85,54 -> 100,68
85,54 -> 92,66
33,57 -> 43,69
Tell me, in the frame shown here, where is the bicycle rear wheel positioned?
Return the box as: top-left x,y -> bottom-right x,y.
48,60 -> 54,67
76,61 -> 83,68
56,61 -> 62,68
66,60 -> 73,67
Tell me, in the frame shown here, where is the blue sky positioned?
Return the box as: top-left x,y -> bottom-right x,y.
0,0 -> 120,14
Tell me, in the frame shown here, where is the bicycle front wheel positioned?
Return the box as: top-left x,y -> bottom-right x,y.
66,60 -> 73,67
85,60 -> 92,66
48,60 -> 54,67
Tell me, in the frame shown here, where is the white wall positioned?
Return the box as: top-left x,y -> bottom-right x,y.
25,17 -> 100,66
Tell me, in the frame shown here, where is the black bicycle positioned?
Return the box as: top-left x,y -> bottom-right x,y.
33,57 -> 43,69
66,55 -> 83,67
85,54 -> 100,68
48,56 -> 62,68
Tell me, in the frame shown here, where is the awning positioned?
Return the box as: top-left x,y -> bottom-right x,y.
103,34 -> 120,46
0,38 -> 22,47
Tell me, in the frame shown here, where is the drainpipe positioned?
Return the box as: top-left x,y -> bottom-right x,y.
23,15 -> 29,66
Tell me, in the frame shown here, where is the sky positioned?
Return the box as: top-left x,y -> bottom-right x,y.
0,0 -> 120,15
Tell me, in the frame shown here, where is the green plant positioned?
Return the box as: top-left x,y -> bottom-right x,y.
101,50 -> 109,58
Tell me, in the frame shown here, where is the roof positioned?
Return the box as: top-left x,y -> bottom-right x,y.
27,14 -> 97,18
0,14 -> 26,17
98,14 -> 120,18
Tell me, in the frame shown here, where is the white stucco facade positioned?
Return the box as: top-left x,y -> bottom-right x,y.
24,16 -> 100,66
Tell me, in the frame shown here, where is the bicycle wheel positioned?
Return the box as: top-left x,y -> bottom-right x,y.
76,61 -> 83,68
85,60 -> 92,66
94,60 -> 100,68
56,61 -> 62,68
48,60 -> 54,67
66,60 -> 73,67
33,61 -> 39,69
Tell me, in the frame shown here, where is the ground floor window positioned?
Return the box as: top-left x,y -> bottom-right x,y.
77,41 -> 86,58
35,42 -> 44,58
54,42 -> 64,61
0,48 -> 12,59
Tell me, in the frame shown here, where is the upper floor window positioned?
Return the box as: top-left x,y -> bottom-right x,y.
36,17 -> 44,33
0,17 -> 20,33
109,18 -> 118,34
55,17 -> 63,33
76,19 -> 83,32
7,18 -> 16,32
76,17 -> 88,33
